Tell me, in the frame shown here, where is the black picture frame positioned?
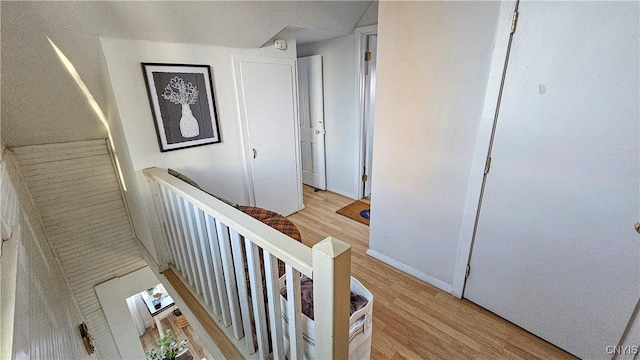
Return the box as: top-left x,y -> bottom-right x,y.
141,63 -> 221,152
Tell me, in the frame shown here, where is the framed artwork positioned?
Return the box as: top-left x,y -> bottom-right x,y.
142,63 -> 221,151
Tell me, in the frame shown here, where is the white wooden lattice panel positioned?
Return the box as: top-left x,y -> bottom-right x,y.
11,139 -> 146,360
1,150 -> 91,359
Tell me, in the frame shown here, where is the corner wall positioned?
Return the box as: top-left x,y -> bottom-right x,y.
368,2 -> 500,290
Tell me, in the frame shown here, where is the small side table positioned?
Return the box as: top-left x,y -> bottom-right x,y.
140,285 -> 177,336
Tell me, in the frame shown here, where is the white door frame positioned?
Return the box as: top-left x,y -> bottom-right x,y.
355,25 -> 378,200
362,34 -> 377,199
451,1 -> 517,298
298,55 -> 327,190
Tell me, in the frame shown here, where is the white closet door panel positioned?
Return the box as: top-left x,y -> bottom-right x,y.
465,2 -> 639,359
236,57 -> 302,216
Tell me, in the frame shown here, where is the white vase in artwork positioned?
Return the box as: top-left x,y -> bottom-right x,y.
179,104 -> 200,138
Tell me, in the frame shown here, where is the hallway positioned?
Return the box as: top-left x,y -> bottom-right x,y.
288,186 -> 575,359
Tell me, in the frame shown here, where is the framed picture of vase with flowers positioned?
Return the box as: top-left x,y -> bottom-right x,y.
142,63 -> 221,152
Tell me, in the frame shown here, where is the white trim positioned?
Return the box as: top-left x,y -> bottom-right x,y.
232,55 -> 258,207
355,25 -> 378,200
291,56 -> 304,212
366,248 -> 453,294
451,0 -> 519,298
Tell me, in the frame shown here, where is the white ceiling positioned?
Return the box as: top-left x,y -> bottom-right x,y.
2,1 -> 374,48
0,1 -> 376,147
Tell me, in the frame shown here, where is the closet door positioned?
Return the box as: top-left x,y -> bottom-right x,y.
464,2 -> 639,359
235,55 -> 303,216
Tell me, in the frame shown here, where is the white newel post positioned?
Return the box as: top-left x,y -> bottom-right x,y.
312,237 -> 351,359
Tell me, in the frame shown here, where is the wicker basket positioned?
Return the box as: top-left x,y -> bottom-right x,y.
280,277 -> 373,360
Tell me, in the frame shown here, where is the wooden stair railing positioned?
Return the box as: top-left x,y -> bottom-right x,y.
143,167 -> 351,359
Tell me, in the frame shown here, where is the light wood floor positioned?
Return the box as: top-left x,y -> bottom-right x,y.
288,185 -> 576,360
140,313 -> 215,360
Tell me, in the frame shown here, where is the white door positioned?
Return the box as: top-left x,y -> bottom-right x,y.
297,56 -> 327,190
235,55 -> 303,216
464,2 -> 639,359
363,34 -> 377,198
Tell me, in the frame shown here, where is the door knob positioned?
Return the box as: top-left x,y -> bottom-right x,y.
635,222 -> 640,234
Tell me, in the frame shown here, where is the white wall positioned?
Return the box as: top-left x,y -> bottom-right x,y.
0,14 -> 108,147
367,2 -> 501,290
101,37 -> 298,267
298,35 -> 360,199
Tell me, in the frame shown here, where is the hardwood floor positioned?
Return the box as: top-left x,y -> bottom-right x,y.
287,185 -> 576,360
140,312 -> 215,360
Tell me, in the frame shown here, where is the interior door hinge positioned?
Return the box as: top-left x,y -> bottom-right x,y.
365,51 -> 372,61
465,264 -> 471,279
511,11 -> 519,34
362,174 -> 368,181
484,157 -> 492,175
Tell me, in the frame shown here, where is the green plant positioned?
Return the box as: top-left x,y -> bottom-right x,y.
146,329 -> 188,360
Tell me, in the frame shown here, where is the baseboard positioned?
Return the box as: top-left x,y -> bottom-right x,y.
365,248 -> 453,293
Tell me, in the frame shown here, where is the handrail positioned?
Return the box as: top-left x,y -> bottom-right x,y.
142,167 -> 351,359
143,167 -> 313,277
